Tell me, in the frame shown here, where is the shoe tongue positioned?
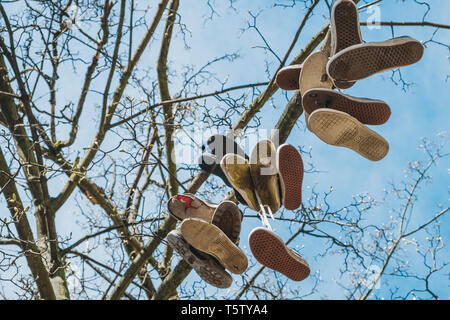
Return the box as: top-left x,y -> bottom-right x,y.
175,195 -> 194,208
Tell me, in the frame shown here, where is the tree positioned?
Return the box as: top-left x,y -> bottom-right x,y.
0,0 -> 448,300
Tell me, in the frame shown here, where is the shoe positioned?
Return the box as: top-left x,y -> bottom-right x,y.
180,218 -> 248,274
330,0 -> 363,89
249,139 -> 281,214
327,36 -> 424,82
206,134 -> 248,160
167,193 -> 217,222
275,64 -> 302,90
276,144 -> 304,210
302,88 -> 391,125
249,227 -> 310,282
220,153 -> 259,211
211,200 -> 242,244
166,229 -> 232,288
198,152 -> 248,205
308,109 -> 389,161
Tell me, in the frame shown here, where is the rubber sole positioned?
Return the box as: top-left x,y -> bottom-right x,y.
299,51 -> 333,94
327,37 -> 424,82
249,139 -> 281,214
302,88 -> 391,125
275,65 -> 302,90
180,218 -> 248,275
166,230 -> 232,288
308,109 -> 389,161
211,201 -> 242,244
330,0 -> 362,89
249,228 -> 310,282
276,144 -> 304,210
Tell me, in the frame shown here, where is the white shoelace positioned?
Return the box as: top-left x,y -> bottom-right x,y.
255,191 -> 274,230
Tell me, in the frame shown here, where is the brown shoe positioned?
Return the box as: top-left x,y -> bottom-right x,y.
249,227 -> 310,282
167,193 -> 216,222
220,153 -> 259,211
327,36 -> 424,82
180,218 -> 248,274
302,88 -> 391,125
249,139 -> 281,214
330,0 -> 363,89
276,144 -> 304,211
211,200 -> 242,244
308,109 -> 389,161
275,64 -> 302,90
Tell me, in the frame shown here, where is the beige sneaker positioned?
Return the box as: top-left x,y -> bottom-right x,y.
220,153 -> 259,211
249,139 -> 281,214
180,218 -> 248,275
249,227 -> 310,282
308,109 -> 389,161
167,193 -> 216,222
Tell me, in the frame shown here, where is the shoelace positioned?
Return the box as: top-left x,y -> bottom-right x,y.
254,191 -> 274,230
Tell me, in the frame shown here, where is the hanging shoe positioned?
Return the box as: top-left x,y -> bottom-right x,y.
167,193 -> 217,222
299,51 -> 334,131
308,109 -> 389,161
276,144 -> 304,211
211,200 -> 242,244
327,36 -> 424,82
249,227 -> 310,282
180,218 -> 248,274
249,139 -> 281,214
329,0 -> 363,89
275,64 -> 302,90
302,88 -> 391,125
206,134 -> 248,160
220,153 -> 260,211
166,229 -> 232,288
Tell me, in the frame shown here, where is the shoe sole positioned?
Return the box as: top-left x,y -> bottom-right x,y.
276,144 -> 304,210
249,139 -> 281,214
249,228 -> 310,282
220,154 -> 259,211
211,201 -> 242,244
308,109 -> 389,161
303,88 -> 391,125
327,37 -> 424,82
275,65 -> 302,90
330,0 -> 362,89
299,51 -> 333,94
166,231 -> 232,288
180,218 -> 248,275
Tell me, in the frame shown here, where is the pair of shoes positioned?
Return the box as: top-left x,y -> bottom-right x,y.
166,194 -> 247,288
221,140 -> 304,213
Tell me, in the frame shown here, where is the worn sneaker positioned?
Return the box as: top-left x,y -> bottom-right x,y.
220,153 -> 259,211
327,36 -> 424,82
330,0 -> 363,89
249,139 -> 281,214
302,88 -> 391,125
276,144 -> 304,211
206,134 -> 248,160
211,200 -> 242,244
275,64 -> 302,90
180,218 -> 248,275
166,229 -> 232,288
308,109 -> 389,161
167,193 -> 217,222
249,227 -> 310,282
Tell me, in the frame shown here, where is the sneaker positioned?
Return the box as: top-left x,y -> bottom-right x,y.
249,139 -> 281,214
167,193 -> 216,222
206,134 -> 248,160
302,88 -> 391,125
180,218 -> 248,274
275,64 -> 302,90
330,0 -> 363,89
276,144 -> 304,210
308,109 -> 389,161
211,200 -> 242,244
166,229 -> 232,288
220,153 -> 260,211
249,227 -> 310,282
327,36 -> 424,82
